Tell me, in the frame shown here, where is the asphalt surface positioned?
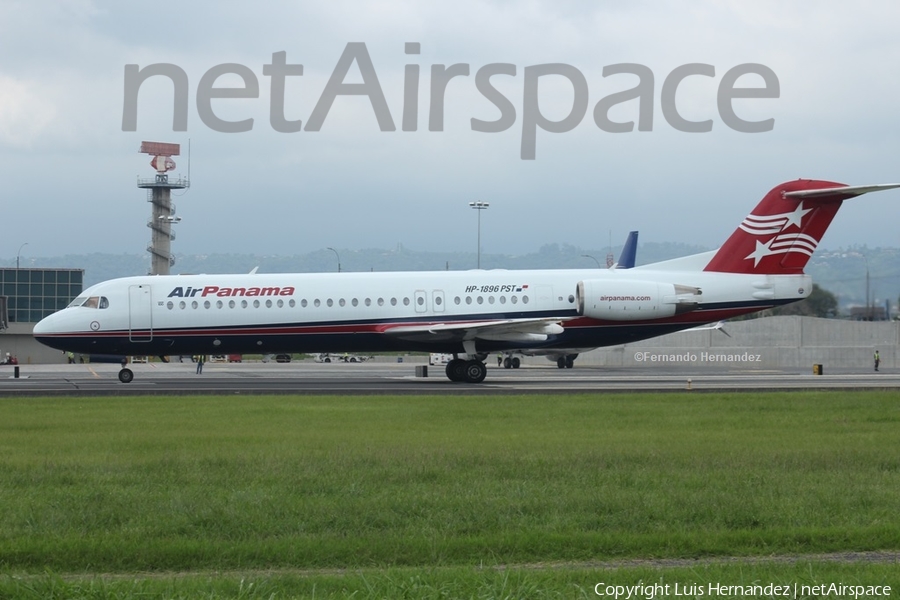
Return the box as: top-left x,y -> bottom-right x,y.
2,360 -> 899,396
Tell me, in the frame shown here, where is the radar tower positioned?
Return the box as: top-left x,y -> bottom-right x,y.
137,141 -> 189,275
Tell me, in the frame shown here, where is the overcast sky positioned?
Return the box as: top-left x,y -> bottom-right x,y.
3,0 -> 900,264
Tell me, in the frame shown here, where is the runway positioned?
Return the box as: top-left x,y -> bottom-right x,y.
2,360 -> 898,396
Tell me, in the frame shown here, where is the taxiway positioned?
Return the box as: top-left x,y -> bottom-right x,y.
1,360 -> 898,396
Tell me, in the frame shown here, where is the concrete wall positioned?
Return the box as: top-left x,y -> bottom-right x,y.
574,316 -> 898,370
0,323 -> 67,365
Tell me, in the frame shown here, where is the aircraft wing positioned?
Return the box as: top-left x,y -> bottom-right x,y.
383,317 -> 569,344
682,320 -> 731,337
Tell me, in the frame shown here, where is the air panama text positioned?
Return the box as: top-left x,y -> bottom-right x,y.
167,286 -> 296,298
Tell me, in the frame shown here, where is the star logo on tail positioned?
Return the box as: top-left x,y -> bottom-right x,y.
738,202 -> 813,235
744,233 -> 819,266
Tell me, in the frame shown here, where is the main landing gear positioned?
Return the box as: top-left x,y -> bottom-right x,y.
556,354 -> 577,369
445,358 -> 487,383
502,355 -> 521,369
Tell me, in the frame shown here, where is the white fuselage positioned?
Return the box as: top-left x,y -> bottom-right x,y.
33,266 -> 810,358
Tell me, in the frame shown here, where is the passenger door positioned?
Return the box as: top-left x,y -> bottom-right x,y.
128,284 -> 153,342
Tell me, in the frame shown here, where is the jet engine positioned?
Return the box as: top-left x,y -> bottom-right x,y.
576,279 -> 701,321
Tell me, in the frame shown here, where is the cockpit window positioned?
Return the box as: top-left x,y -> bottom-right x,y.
67,296 -> 88,308
69,296 -> 109,309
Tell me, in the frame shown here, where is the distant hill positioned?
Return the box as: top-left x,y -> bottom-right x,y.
8,243 -> 899,311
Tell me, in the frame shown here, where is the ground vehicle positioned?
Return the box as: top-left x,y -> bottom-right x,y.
429,353 -> 453,366
314,353 -> 372,363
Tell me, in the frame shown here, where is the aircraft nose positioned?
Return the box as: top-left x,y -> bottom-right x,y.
33,313 -> 59,337
33,315 -> 51,336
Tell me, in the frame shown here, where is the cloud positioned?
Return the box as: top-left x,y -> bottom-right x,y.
2,0 -> 900,260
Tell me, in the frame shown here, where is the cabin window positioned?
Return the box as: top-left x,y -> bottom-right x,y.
477,296 -> 484,305
417,297 -> 424,306
339,298 -> 346,307
465,296 -> 472,305
301,299 -> 308,308
253,300 -> 260,308
499,296 -> 506,304
216,300 -> 223,309
265,299 -> 273,308
229,300 -> 236,309
365,298 -> 371,307
511,296 -> 518,304
241,300 -> 248,308
204,300 -> 211,309
454,296 -> 461,305
192,301 -> 199,309
314,299 -> 321,307
327,299 -> 334,307
277,299 -> 284,308
378,298 -> 384,306
289,299 -> 296,308
179,301 -> 186,309
352,298 -> 359,307
522,296 -> 529,304
488,296 -> 495,304
403,297 -> 410,306
568,295 -> 575,304
167,301 -> 174,310
390,298 -> 397,306
435,296 -> 442,306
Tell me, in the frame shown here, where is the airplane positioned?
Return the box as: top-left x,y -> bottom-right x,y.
33,179 -> 899,384
500,230 -> 639,369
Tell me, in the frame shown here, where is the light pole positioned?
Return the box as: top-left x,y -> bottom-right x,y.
863,254 -> 871,320
16,242 -> 28,269
469,201 -> 489,268
581,254 -> 602,269
326,247 -> 341,273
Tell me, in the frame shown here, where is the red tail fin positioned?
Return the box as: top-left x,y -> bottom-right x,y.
704,180 -> 898,274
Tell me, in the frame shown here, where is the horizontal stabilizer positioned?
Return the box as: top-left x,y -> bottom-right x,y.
783,183 -> 900,200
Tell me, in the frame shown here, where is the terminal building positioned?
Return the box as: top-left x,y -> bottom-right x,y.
0,267 -> 84,363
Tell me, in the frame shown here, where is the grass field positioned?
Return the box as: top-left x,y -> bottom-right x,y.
1,391 -> 899,598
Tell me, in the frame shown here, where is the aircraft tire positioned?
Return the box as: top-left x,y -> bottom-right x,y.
118,368 -> 134,384
463,360 -> 487,383
503,357 -> 512,369
565,356 -> 575,369
446,359 -> 466,382
557,357 -> 566,369
512,357 -> 520,368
